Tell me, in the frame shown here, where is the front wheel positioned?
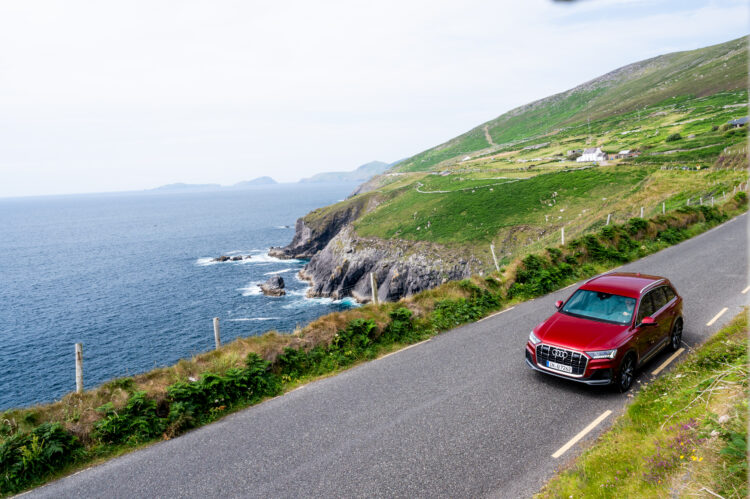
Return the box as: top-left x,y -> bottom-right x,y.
616,354 -> 635,392
668,319 -> 683,352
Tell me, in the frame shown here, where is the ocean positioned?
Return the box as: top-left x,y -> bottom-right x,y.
0,183 -> 359,410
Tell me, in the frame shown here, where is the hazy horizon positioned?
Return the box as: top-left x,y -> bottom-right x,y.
1,0 -> 747,197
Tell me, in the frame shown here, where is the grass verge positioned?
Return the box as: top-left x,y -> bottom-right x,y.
0,194 -> 746,496
537,311 -> 748,499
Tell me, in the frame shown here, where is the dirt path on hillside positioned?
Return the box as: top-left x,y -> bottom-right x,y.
483,125 -> 497,147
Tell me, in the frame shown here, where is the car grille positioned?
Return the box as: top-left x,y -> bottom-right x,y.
536,344 -> 587,376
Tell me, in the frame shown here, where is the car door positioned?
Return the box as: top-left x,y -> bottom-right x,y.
649,287 -> 672,350
634,292 -> 655,359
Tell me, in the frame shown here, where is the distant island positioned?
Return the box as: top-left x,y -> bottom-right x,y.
299,161 -> 390,183
151,161 -> 397,192
151,177 -> 277,192
231,176 -> 278,187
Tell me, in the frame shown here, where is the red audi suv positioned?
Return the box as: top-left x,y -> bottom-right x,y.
525,272 -> 683,391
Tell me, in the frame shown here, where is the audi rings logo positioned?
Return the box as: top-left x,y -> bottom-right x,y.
550,348 -> 568,360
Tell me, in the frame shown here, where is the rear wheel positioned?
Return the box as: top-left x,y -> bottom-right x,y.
668,319 -> 683,352
616,354 -> 635,392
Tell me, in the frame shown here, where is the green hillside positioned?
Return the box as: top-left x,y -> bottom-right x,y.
396,36 -> 748,173
302,36 -> 748,269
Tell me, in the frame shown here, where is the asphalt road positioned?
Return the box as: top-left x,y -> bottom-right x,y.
27,214 -> 748,499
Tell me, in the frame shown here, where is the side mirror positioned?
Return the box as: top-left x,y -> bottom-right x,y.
555,300 -> 563,309
639,316 -> 658,327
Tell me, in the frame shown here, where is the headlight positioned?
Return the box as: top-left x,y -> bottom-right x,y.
529,330 -> 541,345
586,349 -> 617,359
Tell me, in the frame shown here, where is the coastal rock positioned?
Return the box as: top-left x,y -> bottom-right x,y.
213,255 -> 231,262
269,195 -> 375,260
231,256 -> 243,261
260,275 -> 286,296
299,226 -> 484,303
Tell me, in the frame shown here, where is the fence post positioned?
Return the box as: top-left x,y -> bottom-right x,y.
75,343 -> 83,394
723,191 -> 726,200
561,227 -> 565,246
687,198 -> 690,206
606,213 -> 611,225
640,207 -> 644,218
711,197 -> 714,206
490,243 -> 500,272
370,272 -> 379,305
662,202 -> 665,214
213,317 -> 221,349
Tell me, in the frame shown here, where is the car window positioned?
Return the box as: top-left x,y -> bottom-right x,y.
651,287 -> 668,312
663,286 -> 676,302
637,292 -> 655,323
561,289 -> 636,325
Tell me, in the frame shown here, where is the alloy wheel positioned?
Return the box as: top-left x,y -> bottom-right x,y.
670,320 -> 683,351
618,355 -> 635,392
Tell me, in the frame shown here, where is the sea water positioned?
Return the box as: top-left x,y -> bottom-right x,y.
0,183 -> 359,410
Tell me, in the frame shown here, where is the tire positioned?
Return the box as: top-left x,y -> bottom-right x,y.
616,354 -> 636,392
668,319 -> 683,352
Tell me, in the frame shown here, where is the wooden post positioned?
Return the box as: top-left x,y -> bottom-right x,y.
699,197 -> 703,205
687,198 -> 690,206
662,202 -> 665,214
640,206 -> 644,218
561,227 -> 565,246
370,272 -> 379,305
213,317 -> 221,349
606,213 -> 611,225
75,343 -> 83,394
711,197 -> 714,206
490,243 -> 500,272
723,191 -> 726,199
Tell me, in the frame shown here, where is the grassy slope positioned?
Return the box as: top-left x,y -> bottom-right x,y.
538,311 -> 748,499
299,37 -> 749,272
395,36 -> 747,173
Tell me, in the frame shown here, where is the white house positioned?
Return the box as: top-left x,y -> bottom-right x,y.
576,147 -> 607,163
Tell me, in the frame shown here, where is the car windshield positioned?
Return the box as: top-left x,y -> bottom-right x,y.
561,289 -> 636,325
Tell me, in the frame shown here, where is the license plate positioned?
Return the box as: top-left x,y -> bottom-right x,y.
547,361 -> 573,373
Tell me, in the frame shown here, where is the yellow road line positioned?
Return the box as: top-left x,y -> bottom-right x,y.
706,307 -> 728,326
652,347 -> 685,376
478,306 -> 516,323
552,410 -> 613,459
377,339 -> 431,361
742,285 -> 750,294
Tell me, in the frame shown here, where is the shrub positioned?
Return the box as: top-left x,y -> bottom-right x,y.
384,307 -> 415,342
665,133 -> 682,142
626,217 -> 648,235
734,191 -> 747,204
94,392 -> 164,445
0,423 -> 83,494
657,227 -> 687,244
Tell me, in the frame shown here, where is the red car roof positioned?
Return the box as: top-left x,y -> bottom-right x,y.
579,272 -> 665,299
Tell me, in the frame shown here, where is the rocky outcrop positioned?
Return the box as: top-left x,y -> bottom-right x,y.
260,276 -> 286,296
269,194 -> 376,260
212,255 -> 251,262
299,226 -> 484,302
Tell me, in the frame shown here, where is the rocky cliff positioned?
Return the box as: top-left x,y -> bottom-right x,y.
270,194 -> 485,302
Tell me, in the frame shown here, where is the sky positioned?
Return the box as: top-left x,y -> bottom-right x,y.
0,0 -> 747,197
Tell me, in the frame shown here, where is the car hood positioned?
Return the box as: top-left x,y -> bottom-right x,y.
536,312 -> 630,351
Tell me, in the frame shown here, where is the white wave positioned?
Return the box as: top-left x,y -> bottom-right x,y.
275,225 -> 293,229
238,284 -> 262,296
242,253 -> 303,264
227,317 -> 278,322
264,268 -> 295,275
196,257 -> 220,267
282,295 -> 361,309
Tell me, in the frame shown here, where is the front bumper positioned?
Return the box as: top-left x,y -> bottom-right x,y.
525,349 -> 613,386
